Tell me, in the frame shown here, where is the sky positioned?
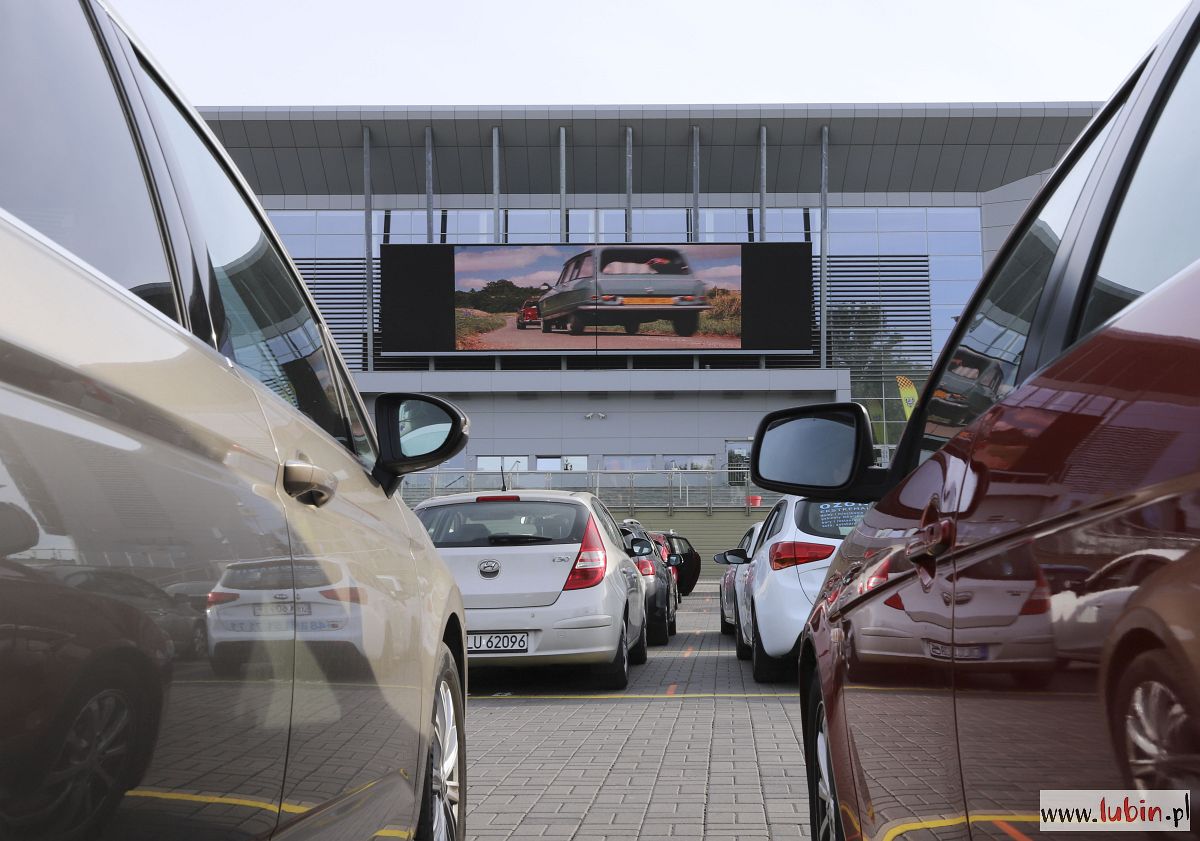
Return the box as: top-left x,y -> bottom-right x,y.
454,245 -> 742,291
111,0 -> 1187,107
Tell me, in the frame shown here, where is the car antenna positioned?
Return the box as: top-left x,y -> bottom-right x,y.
500,463 -> 509,492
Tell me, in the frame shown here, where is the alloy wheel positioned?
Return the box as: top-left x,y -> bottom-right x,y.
430,679 -> 461,840
1124,679 -> 1200,791
813,699 -> 839,841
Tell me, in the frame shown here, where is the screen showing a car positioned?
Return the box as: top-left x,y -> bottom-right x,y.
416,500 -> 589,547
380,242 -> 813,354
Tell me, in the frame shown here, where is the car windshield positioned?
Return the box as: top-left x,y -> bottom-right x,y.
416,500 -> 588,547
796,500 -> 872,538
599,248 -> 690,275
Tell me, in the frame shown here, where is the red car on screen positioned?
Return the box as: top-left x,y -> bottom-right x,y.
515,298 -> 541,330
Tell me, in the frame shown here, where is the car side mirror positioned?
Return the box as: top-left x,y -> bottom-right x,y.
1064,579 -> 1086,595
629,537 -> 654,557
720,548 -> 750,565
373,393 -> 469,496
713,552 -> 728,565
666,554 -> 683,567
751,402 -> 888,502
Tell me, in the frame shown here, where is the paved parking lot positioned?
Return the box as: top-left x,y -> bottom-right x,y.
465,582 -> 810,840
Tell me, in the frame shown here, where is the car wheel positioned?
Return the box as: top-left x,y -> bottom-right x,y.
568,313 -> 586,335
805,670 -> 845,841
540,318 -> 552,333
516,320 -> 526,330
752,610 -> 794,683
210,651 -> 243,679
672,313 -> 699,337
629,615 -> 648,665
189,623 -> 208,660
1110,649 -> 1200,794
596,617 -> 630,690
734,602 -> 752,661
416,643 -> 466,841
720,599 -> 736,635
7,664 -> 149,840
647,601 -> 670,646
668,612 -> 677,636
624,322 -> 639,334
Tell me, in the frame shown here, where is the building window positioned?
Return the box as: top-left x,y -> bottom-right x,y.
665,455 -> 715,471
507,209 -> 560,244
535,456 -> 588,471
602,455 -> 653,470
632,209 -> 687,243
476,456 -> 528,471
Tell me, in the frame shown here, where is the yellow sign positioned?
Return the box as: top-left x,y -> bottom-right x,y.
896,376 -> 919,420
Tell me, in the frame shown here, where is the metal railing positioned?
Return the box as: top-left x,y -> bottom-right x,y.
399,469 -> 784,515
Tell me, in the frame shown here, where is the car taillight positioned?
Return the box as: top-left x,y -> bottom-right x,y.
883,592 -> 905,610
207,591 -> 238,607
635,557 -> 656,576
769,541 -> 835,570
320,587 -> 368,605
476,495 -> 520,502
860,557 -> 893,593
564,517 -> 607,590
1020,567 -> 1051,615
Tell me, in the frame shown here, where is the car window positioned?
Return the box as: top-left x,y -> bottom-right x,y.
416,500 -> 589,547
577,253 -> 595,278
1076,41 -> 1200,339
139,72 -> 357,451
591,501 -> 625,546
797,500 -> 872,538
755,502 -> 785,553
918,107 -> 1120,459
737,528 -> 754,552
0,4 -> 175,319
1089,558 -> 1136,592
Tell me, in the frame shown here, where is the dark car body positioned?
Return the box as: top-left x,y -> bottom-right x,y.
663,532 -> 702,596
751,7 -> 1200,839
620,521 -> 678,644
515,297 -> 540,329
538,246 -> 710,336
162,579 -> 217,613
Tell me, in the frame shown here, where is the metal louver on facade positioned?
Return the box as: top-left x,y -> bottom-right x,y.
293,258 -> 376,371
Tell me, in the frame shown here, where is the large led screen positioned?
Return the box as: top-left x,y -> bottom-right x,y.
380,241 -> 812,353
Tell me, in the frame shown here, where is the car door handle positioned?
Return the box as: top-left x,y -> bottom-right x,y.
283,460 -> 338,507
943,590 -> 973,606
906,517 -> 955,578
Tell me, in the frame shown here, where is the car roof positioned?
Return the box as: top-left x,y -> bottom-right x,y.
414,489 -> 595,509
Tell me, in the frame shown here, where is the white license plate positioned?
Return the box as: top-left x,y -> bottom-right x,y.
227,620 -> 290,632
467,632 -> 529,653
928,641 -> 987,660
253,603 -> 312,616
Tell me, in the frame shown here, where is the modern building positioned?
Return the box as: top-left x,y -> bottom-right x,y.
200,103 -> 1098,474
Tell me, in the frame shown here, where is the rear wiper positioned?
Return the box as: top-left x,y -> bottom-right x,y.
487,534 -> 555,545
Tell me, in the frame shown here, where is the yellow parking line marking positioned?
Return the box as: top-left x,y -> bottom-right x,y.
878,813 -> 1038,841
373,830 -> 412,838
126,789 -> 311,815
471,691 -> 798,700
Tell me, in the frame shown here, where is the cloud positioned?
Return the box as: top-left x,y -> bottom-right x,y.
454,246 -> 566,273
508,269 -> 562,288
456,277 -> 490,290
696,264 -> 742,289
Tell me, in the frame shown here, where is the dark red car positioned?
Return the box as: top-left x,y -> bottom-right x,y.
752,7 -> 1200,839
515,298 -> 541,330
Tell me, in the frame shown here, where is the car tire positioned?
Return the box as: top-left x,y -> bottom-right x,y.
210,651 -> 243,679
752,611 -> 794,683
734,602 -> 752,661
647,596 -> 670,645
596,617 -> 630,690
668,613 -> 677,636
672,313 -> 699,337
541,318 -> 553,333
1110,648 -> 1200,794
624,322 -> 639,334
188,623 -> 207,660
720,600 -> 736,635
415,643 -> 466,841
516,320 -> 526,330
629,616 -> 648,665
568,313 -> 586,335
805,669 -> 845,841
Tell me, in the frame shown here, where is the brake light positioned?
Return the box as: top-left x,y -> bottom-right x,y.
1020,567 -> 1051,615
476,495 -> 520,502
635,557 -> 656,576
883,592 -> 905,610
600,294 -> 619,302
769,541 -> 835,570
320,587 -> 368,605
564,517 -> 607,590
207,591 -> 239,607
860,557 -> 893,593
680,295 -> 696,301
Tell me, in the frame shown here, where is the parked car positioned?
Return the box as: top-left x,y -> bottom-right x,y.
731,498 -> 869,682
163,579 -> 218,613
750,9 -> 1200,837
515,297 -> 541,329
38,564 -> 208,661
663,531 -> 703,596
0,5 -> 470,839
414,490 -> 649,688
646,531 -> 683,618
206,557 -> 395,678
714,521 -> 762,636
620,522 -> 678,646
538,246 -> 710,336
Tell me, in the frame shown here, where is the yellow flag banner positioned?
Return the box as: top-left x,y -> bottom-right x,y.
896,375 -> 919,420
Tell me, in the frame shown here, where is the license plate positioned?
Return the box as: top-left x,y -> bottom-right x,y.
626,297 -> 673,306
227,620 -> 289,632
467,631 -> 529,653
928,641 -> 987,660
253,603 -> 312,616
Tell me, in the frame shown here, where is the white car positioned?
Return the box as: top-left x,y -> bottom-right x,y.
714,521 -> 762,636
733,496 -> 870,682
415,490 -> 648,689
207,557 -> 393,677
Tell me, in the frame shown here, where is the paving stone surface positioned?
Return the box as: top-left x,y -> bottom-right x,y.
464,582 -> 811,840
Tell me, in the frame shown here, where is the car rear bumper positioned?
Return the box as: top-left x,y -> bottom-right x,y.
465,588 -> 624,667
574,304 -> 710,316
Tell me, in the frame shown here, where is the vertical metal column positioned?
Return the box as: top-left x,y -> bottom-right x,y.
362,126 -> 374,371
690,125 -> 700,243
424,127 -> 434,243
819,124 -> 830,368
624,126 -> 633,243
492,126 -> 502,243
559,126 -> 568,243
758,125 -> 767,242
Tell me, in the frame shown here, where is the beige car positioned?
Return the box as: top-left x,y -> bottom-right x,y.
0,4 -> 467,840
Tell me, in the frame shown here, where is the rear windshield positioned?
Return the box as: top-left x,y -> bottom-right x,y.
600,249 -> 689,275
796,501 -> 871,538
219,559 -> 343,590
416,500 -> 588,547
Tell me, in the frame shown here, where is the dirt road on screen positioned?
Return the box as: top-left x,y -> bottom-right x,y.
460,315 -> 741,351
